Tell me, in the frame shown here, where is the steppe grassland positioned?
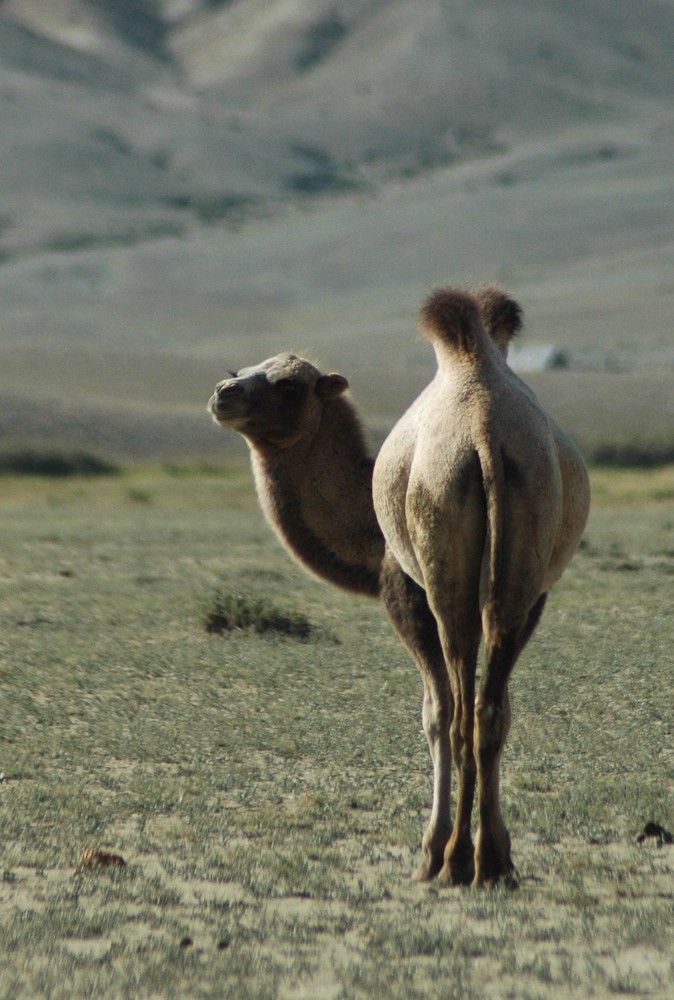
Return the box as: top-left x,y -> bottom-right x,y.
3,345 -> 674,471
0,463 -> 672,1000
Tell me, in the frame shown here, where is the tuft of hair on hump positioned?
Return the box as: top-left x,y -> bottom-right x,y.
419,288 -> 482,353
473,286 -> 523,356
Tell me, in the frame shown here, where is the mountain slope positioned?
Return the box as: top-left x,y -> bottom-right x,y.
2,0 -> 673,228
170,0 -> 674,174
0,0 -> 673,460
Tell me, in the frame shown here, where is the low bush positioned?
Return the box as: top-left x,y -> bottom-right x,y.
589,441 -> 674,468
204,591 -> 315,640
0,450 -> 120,477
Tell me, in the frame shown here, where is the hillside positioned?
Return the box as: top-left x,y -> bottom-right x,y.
0,0 -> 673,460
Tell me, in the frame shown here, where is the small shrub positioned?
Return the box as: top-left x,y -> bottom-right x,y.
295,12 -> 347,72
285,144 -> 361,196
204,592 -> 315,641
589,441 -> 674,468
162,193 -> 258,225
126,487 -> 153,505
0,451 -> 120,477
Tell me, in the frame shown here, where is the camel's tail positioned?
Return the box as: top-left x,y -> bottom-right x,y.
477,441 -> 506,647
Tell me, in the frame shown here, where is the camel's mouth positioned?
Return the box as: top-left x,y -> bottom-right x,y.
209,392 -> 242,423
209,380 -> 248,424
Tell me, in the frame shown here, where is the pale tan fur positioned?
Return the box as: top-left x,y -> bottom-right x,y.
373,288 -> 590,885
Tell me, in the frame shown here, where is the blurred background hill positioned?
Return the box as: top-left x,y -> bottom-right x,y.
0,0 -> 673,463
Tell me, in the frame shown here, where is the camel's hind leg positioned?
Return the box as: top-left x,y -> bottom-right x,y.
408,590 -> 481,886
381,552 -> 453,881
439,647 -> 479,886
474,593 -> 548,887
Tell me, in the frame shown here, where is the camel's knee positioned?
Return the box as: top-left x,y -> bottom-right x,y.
422,687 -> 451,746
475,699 -> 508,762
450,715 -> 475,774
449,719 -> 463,764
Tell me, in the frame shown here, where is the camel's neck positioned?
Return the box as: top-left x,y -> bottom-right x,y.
249,397 -> 384,597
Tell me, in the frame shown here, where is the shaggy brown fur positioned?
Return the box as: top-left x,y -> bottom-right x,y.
419,289 -> 484,353
209,353 -> 383,597
473,286 -> 524,355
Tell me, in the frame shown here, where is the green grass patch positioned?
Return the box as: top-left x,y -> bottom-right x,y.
0,466 -> 672,998
587,463 -> 674,506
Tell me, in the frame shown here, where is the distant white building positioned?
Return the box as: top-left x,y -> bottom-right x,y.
508,344 -> 569,373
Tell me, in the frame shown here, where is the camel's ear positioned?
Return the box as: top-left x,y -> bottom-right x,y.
315,373 -> 349,399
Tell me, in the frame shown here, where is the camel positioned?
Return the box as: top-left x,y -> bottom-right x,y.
373,288 -> 590,886
208,353 -> 384,597
207,295 -> 520,591
208,288 -> 589,887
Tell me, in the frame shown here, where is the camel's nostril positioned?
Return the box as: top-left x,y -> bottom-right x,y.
218,380 -> 240,396
211,380 -> 244,415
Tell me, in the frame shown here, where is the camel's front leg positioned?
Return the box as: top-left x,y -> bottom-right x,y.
380,553 -> 453,880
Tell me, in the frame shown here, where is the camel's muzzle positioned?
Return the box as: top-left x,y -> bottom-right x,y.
209,380 -> 245,421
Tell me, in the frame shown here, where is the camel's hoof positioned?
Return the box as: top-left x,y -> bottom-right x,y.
411,867 -> 432,884
438,852 -> 475,885
439,841 -> 475,887
437,862 -> 474,887
411,858 -> 443,883
473,866 -> 519,890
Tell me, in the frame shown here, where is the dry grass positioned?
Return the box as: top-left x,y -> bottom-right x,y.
0,464 -> 672,998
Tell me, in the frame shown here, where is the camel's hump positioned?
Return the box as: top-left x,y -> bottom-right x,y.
473,287 -> 523,343
420,286 -> 524,356
420,288 -> 484,354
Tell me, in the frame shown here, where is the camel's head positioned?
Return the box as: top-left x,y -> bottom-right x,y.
209,352 -> 349,447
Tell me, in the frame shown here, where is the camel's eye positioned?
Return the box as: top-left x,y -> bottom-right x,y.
275,378 -> 302,397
